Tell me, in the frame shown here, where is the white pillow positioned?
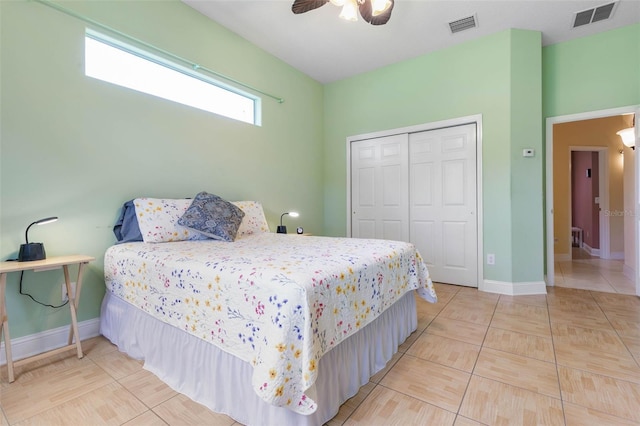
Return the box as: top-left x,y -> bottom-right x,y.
133,198 -> 207,243
232,201 -> 270,237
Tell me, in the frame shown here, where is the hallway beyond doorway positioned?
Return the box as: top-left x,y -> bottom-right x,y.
554,247 -> 635,294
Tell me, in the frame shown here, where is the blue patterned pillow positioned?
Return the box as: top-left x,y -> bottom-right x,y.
178,192 -> 245,242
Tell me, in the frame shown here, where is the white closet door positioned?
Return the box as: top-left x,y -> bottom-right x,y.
409,124 -> 478,287
351,134 -> 409,241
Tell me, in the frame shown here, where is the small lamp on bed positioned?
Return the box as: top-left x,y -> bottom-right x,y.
277,211 -> 299,234
18,216 -> 58,262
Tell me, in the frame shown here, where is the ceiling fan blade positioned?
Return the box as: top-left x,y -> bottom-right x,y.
292,0 -> 329,14
359,0 -> 394,25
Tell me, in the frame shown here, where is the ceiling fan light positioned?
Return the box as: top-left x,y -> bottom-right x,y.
330,0 -> 345,6
339,0 -> 358,21
371,0 -> 391,16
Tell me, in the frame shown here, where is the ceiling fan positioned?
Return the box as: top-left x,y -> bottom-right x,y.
292,0 -> 395,25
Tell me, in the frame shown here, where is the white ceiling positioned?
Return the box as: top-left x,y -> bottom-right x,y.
183,0 -> 640,84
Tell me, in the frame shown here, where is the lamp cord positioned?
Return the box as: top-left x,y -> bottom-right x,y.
19,271 -> 69,309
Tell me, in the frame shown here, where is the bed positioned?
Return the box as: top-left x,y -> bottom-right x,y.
100,195 -> 437,426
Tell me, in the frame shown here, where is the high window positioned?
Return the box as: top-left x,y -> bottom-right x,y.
84,30 -> 260,125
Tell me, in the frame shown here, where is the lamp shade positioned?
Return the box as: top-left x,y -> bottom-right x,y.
18,216 -> 58,262
617,128 -> 635,149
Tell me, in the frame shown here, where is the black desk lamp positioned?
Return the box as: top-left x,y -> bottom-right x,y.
18,216 -> 58,262
277,212 -> 299,234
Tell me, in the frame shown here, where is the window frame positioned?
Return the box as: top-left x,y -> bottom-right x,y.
84,29 -> 262,126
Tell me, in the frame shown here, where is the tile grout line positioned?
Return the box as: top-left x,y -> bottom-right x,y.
449,289 -> 498,421
548,288 -> 640,424
546,289 -> 568,426
339,286 -> 459,425
592,294 -> 640,371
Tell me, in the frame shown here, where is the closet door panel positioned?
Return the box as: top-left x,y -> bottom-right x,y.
351,134 -> 409,240
442,160 -> 466,206
443,221 -> 467,268
410,124 -> 478,287
413,220 -> 436,265
350,123 -> 477,287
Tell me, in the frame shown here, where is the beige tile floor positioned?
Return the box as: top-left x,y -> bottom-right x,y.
554,247 -> 636,295
2,282 -> 640,425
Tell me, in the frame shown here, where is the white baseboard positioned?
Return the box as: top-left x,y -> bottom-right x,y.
581,243 -> 601,257
0,318 -> 101,365
482,280 -> 547,296
610,251 -> 625,261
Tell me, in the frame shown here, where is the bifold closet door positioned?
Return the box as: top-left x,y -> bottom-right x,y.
409,124 -> 478,287
350,134 -> 409,241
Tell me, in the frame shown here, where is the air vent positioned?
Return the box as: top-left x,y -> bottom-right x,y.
449,15 -> 477,34
572,2 -> 617,28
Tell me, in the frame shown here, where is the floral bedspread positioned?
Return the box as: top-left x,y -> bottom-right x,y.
104,233 -> 437,414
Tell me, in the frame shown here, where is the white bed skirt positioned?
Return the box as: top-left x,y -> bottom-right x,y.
100,291 -> 417,426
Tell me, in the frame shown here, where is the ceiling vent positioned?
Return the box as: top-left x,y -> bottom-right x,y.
449,14 -> 477,34
572,2 -> 617,28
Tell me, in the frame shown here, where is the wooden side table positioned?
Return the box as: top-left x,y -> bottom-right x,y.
0,254 -> 94,382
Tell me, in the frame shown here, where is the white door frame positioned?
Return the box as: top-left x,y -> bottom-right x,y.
635,106 -> 640,297
545,105 -> 638,286
346,114 -> 483,288
568,146 -> 610,259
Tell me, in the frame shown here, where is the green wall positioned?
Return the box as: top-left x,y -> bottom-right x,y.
323,23 -> 639,286
2,0 -> 638,342
542,24 -> 640,118
510,31 -> 543,282
0,0 -> 324,339
324,29 -> 544,284
540,23 -> 639,274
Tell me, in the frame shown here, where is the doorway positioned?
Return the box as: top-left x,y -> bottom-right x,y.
569,148 -> 607,259
546,106 -> 638,295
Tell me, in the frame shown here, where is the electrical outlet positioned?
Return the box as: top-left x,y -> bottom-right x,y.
487,254 -> 495,265
62,281 -> 77,302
